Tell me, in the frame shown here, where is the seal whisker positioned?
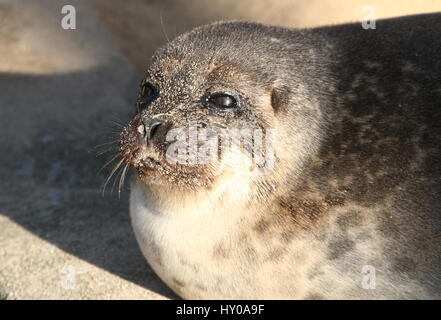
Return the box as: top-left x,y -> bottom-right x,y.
98,153 -> 120,175
118,163 -> 130,198
93,140 -> 118,150
101,158 -> 124,196
109,115 -> 125,124
159,11 -> 170,43
96,147 -> 117,157
97,131 -> 122,137
111,164 -> 124,195
110,121 -> 124,128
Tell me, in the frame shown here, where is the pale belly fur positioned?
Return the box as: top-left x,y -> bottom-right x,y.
129,178 -> 431,299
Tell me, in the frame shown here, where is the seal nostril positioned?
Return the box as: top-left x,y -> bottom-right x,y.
141,118 -> 164,142
148,121 -> 162,140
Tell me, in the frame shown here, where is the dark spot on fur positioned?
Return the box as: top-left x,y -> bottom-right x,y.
336,210 -> 362,231
393,256 -> 418,273
307,265 -> 325,280
280,230 -> 294,243
304,293 -> 324,300
265,248 -> 286,262
376,212 -> 400,235
149,240 -> 163,267
243,246 -> 257,261
278,196 -> 333,230
324,193 -> 346,206
213,243 -> 229,259
0,286 -> 8,300
195,283 -> 207,292
254,218 -> 271,234
178,255 -> 199,273
172,277 -> 185,288
327,238 -> 355,260
355,231 -> 372,242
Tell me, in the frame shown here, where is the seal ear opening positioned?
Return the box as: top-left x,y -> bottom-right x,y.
270,85 -> 289,113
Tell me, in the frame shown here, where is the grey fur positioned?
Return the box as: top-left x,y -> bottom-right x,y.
120,14 -> 441,299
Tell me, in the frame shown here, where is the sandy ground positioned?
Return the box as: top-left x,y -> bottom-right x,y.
91,0 -> 441,72
0,0 -> 440,300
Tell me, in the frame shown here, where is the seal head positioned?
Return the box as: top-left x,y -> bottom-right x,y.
120,22 -> 334,195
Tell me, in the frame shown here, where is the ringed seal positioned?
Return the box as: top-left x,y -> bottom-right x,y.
118,14 -> 441,299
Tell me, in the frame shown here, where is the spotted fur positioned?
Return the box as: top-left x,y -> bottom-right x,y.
121,14 -> 441,299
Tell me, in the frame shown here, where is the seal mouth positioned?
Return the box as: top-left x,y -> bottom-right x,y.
121,143 -> 168,173
136,154 -> 170,174
143,157 -> 162,168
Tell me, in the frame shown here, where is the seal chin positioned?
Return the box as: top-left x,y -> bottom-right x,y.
136,158 -> 215,189
122,143 -> 215,189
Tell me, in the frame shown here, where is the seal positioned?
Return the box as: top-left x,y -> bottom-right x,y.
117,13 -> 441,299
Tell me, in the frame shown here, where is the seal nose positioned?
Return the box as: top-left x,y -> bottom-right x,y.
139,118 -> 164,143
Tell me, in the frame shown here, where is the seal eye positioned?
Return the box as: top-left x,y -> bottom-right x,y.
138,82 -> 158,110
205,93 -> 238,109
